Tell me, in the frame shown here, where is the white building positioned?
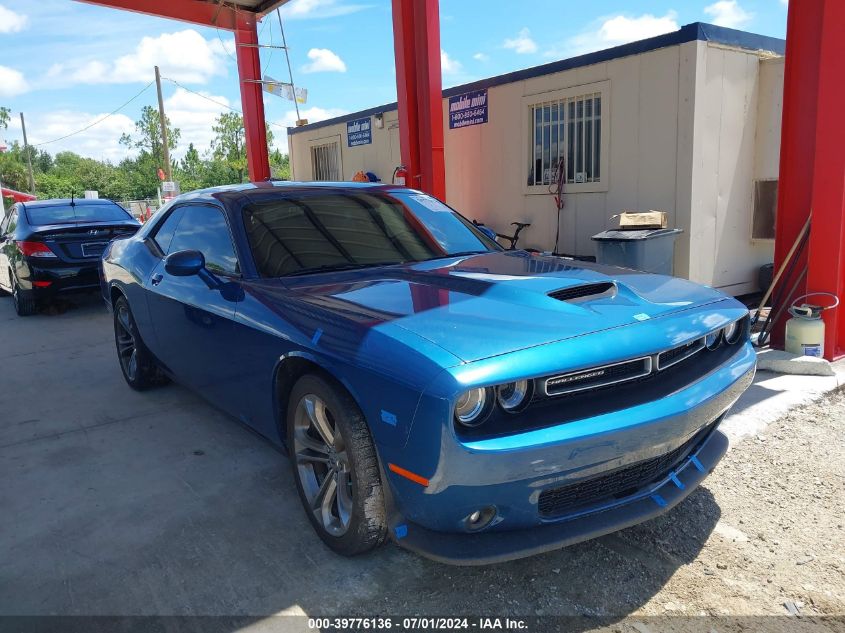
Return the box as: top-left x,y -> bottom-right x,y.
288,23 -> 785,296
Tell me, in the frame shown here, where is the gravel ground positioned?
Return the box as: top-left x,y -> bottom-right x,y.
348,388 -> 845,620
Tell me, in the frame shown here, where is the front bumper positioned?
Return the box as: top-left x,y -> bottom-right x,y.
381,343 -> 756,564
393,426 -> 728,565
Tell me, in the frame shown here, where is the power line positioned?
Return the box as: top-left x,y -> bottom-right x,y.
162,76 -> 290,133
32,80 -> 155,147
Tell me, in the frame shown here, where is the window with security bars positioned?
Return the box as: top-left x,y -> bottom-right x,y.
528,93 -> 602,187
311,142 -> 340,181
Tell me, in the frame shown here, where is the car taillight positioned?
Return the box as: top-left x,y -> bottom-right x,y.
17,241 -> 57,258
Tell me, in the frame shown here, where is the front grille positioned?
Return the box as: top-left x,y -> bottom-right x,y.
548,282 -> 616,302
657,337 -> 704,369
537,422 -> 716,518
543,357 -> 651,396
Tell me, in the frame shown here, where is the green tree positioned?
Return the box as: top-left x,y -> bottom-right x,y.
0,141 -> 29,192
210,112 -> 276,183
117,107 -> 183,199
0,106 -> 10,131
210,112 -> 247,183
119,105 -> 180,169
269,148 -> 290,180
175,143 -> 204,192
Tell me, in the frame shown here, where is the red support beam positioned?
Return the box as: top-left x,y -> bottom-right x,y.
391,0 -> 445,200
235,15 -> 272,182
774,0 -> 845,360
74,0 -> 239,29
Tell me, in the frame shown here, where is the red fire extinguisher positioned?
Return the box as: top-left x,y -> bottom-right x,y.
392,165 -> 408,186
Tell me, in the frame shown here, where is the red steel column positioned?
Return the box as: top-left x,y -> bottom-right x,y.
774,0 -> 845,359
235,15 -> 271,182
391,0 -> 446,200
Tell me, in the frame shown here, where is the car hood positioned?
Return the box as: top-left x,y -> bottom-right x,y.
267,251 -> 727,363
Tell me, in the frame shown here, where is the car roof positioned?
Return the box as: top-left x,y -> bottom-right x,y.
22,198 -> 121,209
176,180 -> 407,204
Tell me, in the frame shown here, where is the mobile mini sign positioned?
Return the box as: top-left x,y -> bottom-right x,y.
347,117 -> 372,147
449,89 -> 488,129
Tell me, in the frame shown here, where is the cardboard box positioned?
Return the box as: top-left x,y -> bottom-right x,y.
617,210 -> 667,229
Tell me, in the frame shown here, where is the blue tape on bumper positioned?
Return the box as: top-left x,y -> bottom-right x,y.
311,329 -> 323,345
690,454 -> 705,473
669,471 -> 685,490
394,524 -> 408,539
650,493 -> 668,508
381,410 -> 398,426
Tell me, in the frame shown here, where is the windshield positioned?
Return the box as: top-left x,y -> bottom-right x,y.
242,190 -> 500,277
26,203 -> 131,225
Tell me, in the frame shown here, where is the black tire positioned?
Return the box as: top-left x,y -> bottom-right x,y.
287,374 -> 386,556
12,281 -> 37,316
113,295 -> 169,390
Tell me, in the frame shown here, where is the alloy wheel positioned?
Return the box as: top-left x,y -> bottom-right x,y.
292,394 -> 354,536
115,305 -> 138,382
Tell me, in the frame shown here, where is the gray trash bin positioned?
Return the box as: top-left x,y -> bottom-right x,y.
591,228 -> 683,275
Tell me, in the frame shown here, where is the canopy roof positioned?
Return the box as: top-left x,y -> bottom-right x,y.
1,187 -> 37,203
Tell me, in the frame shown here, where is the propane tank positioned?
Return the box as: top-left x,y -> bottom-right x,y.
784,292 -> 839,357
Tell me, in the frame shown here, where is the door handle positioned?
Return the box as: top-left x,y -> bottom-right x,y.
151,273 -> 163,286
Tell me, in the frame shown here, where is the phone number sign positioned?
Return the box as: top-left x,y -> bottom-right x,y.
449,89 -> 488,129
346,117 -> 372,147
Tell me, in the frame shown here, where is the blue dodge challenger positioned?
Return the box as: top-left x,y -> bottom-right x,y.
100,181 -> 755,564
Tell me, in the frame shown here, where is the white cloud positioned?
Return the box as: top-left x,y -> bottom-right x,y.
273,106 -> 349,153
301,48 -> 347,73
280,0 -> 371,20
0,64 -> 29,97
554,12 -> 680,57
704,1 -> 753,28
0,4 -> 29,33
12,110 -> 136,163
440,50 -> 462,74
0,4 -> 28,33
503,28 -> 538,54
43,29 -> 231,86
163,88 -> 232,159
472,52 -> 489,62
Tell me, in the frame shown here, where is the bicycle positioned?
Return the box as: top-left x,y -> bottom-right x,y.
472,220 -> 531,250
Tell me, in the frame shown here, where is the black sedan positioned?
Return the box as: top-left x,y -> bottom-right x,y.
0,198 -> 140,315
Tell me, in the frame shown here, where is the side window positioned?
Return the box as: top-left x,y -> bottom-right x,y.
168,206 -> 240,275
152,206 -> 185,254
5,209 -> 18,234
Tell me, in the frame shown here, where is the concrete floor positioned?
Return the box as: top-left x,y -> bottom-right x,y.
0,292 -> 840,622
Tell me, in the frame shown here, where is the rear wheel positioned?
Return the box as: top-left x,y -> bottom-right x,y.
12,281 -> 37,316
287,374 -> 386,556
113,296 -> 168,390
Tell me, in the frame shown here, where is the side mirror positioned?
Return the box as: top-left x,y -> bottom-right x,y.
165,249 -> 205,277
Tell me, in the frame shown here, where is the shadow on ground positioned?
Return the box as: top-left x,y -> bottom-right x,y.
0,293 -> 720,627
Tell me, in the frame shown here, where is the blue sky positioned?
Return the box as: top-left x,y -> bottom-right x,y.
0,0 -> 788,161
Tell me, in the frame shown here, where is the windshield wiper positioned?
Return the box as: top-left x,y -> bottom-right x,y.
284,261 -> 404,277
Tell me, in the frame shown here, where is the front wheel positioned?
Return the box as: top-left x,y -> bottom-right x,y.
287,374 -> 387,556
113,296 -> 169,390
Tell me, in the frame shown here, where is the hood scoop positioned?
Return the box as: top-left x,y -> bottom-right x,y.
548,282 -> 616,303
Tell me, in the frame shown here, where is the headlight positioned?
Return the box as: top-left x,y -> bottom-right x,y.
496,379 -> 531,412
723,320 -> 742,345
455,388 -> 489,426
705,330 -> 722,350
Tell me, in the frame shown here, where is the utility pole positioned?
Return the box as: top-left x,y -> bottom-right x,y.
154,66 -> 172,181
19,112 -> 35,193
